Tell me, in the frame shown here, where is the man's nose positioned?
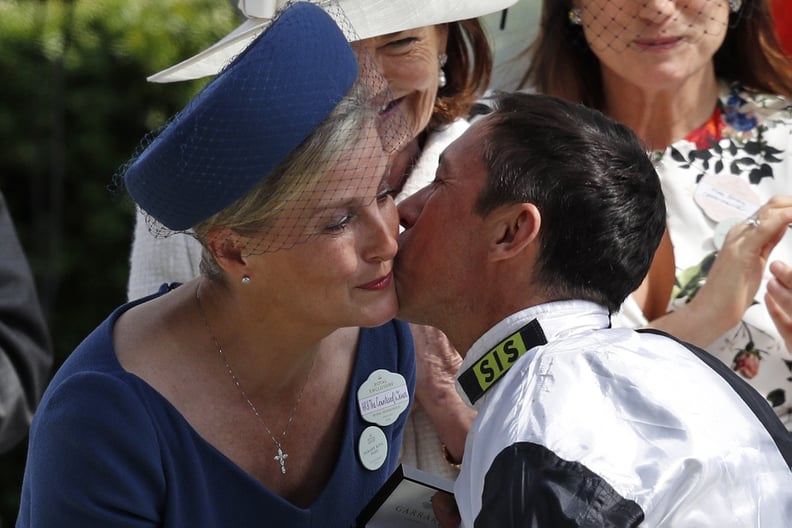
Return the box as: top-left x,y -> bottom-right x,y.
398,193 -> 421,230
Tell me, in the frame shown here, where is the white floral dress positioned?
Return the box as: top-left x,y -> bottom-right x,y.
614,81 -> 792,429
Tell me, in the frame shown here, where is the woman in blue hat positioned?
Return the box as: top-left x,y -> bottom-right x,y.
126,0 -> 519,484
17,3 -> 416,526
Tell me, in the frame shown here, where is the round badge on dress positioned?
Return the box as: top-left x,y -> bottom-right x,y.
358,425 -> 388,471
693,173 -> 761,223
357,369 -> 410,427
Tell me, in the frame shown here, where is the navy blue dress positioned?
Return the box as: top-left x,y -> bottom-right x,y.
17,291 -> 415,527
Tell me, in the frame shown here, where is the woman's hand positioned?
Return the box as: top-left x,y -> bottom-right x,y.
648,196 -> 792,348
767,260 -> 792,353
411,323 -> 476,463
697,196 -> 792,323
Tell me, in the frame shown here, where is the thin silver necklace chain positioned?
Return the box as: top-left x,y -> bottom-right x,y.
195,282 -> 316,475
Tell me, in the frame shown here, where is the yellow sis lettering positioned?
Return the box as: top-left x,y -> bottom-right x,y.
473,333 -> 529,391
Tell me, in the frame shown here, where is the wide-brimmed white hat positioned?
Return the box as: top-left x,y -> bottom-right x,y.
148,0 -> 518,83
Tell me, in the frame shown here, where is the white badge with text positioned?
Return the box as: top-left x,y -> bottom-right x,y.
358,425 -> 388,471
357,369 -> 410,427
694,172 -> 760,223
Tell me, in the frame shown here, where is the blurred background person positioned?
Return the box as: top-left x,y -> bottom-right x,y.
0,188 -> 52,528
127,0 -> 518,480
521,0 -> 792,429
0,189 -> 52,454
480,0 -> 543,91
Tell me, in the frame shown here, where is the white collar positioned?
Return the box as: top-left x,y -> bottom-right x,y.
455,300 -> 611,408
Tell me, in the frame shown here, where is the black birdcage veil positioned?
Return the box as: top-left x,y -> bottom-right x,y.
567,0 -> 739,55
122,0 -> 411,259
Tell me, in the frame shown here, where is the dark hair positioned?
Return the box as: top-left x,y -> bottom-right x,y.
523,0 -> 792,109
476,92 -> 666,312
430,19 -> 493,131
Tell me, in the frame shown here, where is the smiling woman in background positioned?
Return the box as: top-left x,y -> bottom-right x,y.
522,0 -> 792,427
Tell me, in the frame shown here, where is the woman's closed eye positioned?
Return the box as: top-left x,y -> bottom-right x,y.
323,212 -> 355,233
323,185 -> 396,233
380,36 -> 418,54
377,186 -> 398,202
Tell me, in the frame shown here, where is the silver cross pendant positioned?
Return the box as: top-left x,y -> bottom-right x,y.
274,446 -> 288,474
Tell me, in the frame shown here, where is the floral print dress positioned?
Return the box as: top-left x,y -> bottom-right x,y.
613,81 -> 792,429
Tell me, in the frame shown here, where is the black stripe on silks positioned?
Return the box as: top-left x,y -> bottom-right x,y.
475,442 -> 644,528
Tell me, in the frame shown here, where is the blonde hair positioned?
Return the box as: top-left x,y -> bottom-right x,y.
193,83 -> 379,279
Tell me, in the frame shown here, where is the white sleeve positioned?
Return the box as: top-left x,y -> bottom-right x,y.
126,209 -> 203,301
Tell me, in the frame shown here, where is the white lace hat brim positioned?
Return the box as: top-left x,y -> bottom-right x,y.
148,0 -> 518,83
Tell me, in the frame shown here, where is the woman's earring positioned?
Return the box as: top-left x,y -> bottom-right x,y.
438,53 -> 448,89
729,0 -> 742,12
241,275 -> 251,284
568,7 -> 582,26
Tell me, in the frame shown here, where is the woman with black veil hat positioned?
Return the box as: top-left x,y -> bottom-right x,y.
126,0 -> 520,483
17,3 -> 416,526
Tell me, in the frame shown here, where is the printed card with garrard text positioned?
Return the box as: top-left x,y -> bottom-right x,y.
355,464 -> 454,527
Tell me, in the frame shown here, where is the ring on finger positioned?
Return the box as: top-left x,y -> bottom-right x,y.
745,215 -> 761,228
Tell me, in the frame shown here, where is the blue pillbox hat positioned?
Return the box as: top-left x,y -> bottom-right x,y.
124,2 -> 358,231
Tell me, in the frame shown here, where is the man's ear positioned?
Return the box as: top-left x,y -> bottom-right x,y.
204,227 -> 252,279
489,203 -> 541,262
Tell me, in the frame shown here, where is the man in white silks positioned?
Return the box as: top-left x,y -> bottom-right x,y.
395,91 -> 792,527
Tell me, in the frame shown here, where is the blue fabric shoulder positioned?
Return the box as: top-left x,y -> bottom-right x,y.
18,369 -> 165,526
18,298 -> 417,527
358,319 -> 416,396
